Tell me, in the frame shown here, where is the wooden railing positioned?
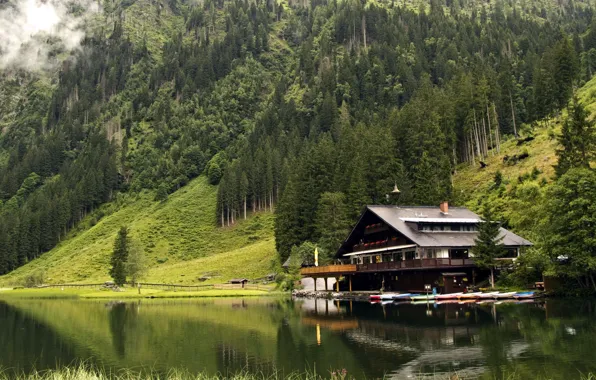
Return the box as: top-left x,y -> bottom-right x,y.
301,259 -> 474,276
300,264 -> 357,276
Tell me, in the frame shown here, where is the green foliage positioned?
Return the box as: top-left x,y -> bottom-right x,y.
22,270 -> 45,288
1,0 -> 595,277
155,183 -> 169,202
541,168 -> 596,289
472,208 -> 506,288
110,226 -> 130,286
315,192 -> 350,259
126,239 -> 147,286
555,96 -> 596,177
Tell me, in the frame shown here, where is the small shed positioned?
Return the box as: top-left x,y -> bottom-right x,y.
229,278 -> 249,288
441,272 -> 469,294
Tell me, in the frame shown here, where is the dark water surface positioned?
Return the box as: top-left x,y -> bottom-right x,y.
1,297 -> 596,379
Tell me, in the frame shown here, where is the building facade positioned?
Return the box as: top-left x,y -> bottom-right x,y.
301,202 -> 533,293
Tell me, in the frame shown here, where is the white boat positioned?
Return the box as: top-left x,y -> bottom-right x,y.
494,292 -> 517,299
435,292 -> 463,300
457,292 -> 483,299
478,292 -> 500,299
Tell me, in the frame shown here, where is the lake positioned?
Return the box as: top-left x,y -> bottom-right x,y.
1,297 -> 595,379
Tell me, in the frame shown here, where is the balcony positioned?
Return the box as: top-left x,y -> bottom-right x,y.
300,259 -> 474,277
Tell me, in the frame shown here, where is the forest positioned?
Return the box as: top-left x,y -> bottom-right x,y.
0,0 -> 594,290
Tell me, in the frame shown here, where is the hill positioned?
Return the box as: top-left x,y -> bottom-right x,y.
0,177 -> 276,286
453,74 -> 596,243
1,0 -> 595,281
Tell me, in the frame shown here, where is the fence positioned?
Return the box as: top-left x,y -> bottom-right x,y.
38,282 -> 267,291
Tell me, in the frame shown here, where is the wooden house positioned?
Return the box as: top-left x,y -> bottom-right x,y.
301,202 -> 532,293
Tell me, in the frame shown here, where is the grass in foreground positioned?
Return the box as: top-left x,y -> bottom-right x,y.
1,365 -> 596,380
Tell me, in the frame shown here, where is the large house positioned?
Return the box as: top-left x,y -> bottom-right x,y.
301,202 -> 532,293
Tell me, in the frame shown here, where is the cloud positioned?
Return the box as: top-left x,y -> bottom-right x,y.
0,0 -> 99,71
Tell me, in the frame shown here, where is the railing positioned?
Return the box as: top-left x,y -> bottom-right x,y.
301,259 -> 474,276
300,264 -> 357,276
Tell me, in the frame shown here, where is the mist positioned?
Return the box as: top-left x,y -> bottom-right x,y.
0,0 -> 99,71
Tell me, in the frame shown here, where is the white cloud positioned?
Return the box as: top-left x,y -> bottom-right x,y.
0,0 -> 99,70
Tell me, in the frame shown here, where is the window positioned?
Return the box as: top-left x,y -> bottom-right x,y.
405,251 -> 416,260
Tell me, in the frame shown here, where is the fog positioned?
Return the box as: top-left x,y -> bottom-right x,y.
0,0 -> 99,70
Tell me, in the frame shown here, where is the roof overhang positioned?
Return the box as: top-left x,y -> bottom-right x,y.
343,244 -> 417,257
400,217 -> 480,223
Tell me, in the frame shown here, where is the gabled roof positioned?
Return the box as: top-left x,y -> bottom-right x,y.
354,205 -> 533,248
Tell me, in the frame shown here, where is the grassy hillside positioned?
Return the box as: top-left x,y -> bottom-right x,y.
453,75 -> 596,236
0,177 -> 277,286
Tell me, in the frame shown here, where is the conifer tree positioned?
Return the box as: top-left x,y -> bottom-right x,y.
472,208 -> 505,289
110,226 -> 130,286
555,96 -> 596,177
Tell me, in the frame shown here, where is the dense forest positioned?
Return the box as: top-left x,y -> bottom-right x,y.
0,0 -> 594,286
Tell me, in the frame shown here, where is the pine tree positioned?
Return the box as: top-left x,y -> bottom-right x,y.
316,192 -> 350,261
110,226 -> 130,286
555,96 -> 596,177
472,208 -> 505,289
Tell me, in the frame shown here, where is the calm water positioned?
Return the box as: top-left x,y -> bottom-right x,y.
1,297 -> 596,379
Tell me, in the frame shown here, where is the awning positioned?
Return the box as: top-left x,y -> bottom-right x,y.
343,244 -> 417,257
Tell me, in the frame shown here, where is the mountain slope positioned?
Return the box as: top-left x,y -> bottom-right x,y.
0,177 -> 276,285
453,74 -> 596,240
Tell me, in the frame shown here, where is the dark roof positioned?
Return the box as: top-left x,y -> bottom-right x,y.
361,205 -> 533,248
229,278 -> 248,283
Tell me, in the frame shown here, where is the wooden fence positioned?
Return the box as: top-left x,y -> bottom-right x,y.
38,282 -> 267,291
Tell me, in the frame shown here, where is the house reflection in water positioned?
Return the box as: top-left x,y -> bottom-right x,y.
296,299 -> 535,378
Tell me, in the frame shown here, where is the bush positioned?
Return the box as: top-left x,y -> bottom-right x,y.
23,271 -> 45,288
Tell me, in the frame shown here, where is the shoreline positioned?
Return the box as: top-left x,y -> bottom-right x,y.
0,287 -> 286,300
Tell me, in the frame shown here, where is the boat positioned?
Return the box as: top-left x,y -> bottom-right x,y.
392,293 -> 413,299
457,292 -> 483,299
478,292 -> 500,299
380,293 -> 399,300
369,294 -> 382,301
513,291 -> 536,299
436,299 -> 460,305
435,292 -> 463,300
411,300 -> 436,305
410,294 -> 436,301
494,292 -> 517,299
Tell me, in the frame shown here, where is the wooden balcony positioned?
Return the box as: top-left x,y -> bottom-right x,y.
358,258 -> 474,272
300,259 -> 474,277
300,264 -> 357,276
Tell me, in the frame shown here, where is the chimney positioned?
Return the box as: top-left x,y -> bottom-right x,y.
440,201 -> 449,214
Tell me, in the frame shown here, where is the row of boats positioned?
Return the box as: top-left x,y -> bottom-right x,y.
370,291 -> 537,303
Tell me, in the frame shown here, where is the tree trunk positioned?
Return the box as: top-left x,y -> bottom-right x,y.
487,105 -> 494,155
243,196 -> 247,220
509,90 -> 518,138
490,267 -> 495,289
362,15 -> 367,50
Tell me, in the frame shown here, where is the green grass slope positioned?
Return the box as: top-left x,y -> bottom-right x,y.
453,75 -> 596,235
0,177 -> 277,286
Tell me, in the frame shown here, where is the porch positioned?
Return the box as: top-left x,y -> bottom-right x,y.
300,258 -> 475,277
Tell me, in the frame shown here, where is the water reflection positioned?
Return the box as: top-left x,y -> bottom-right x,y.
0,297 -> 595,379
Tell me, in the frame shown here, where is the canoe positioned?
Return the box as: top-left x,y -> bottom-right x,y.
478,292 -> 500,299
494,292 -> 517,299
435,292 -> 463,300
457,292 -> 483,299
410,294 -> 435,301
392,293 -> 413,299
513,291 -> 536,299
380,293 -> 398,300
411,300 -> 436,305
436,299 -> 460,305
370,295 -> 382,301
